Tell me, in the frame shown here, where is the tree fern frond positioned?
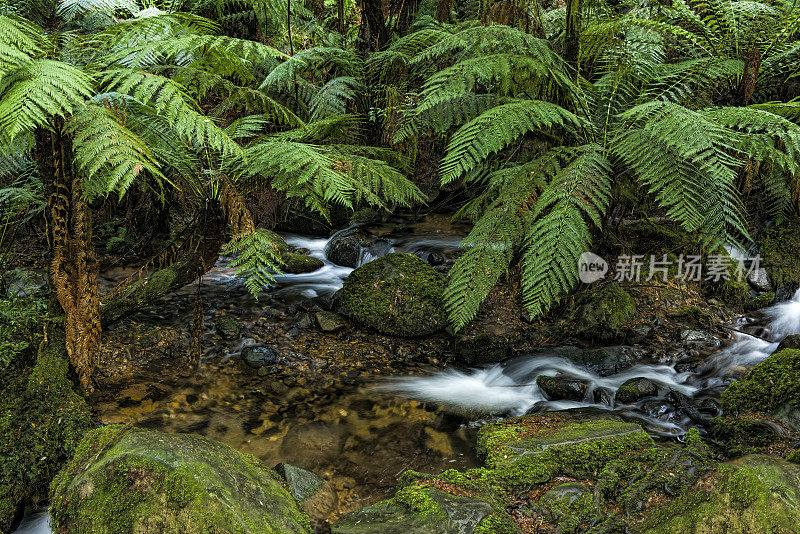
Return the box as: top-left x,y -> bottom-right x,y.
68,102 -> 164,199
439,100 -> 588,184
223,228 -> 284,298
57,0 -> 138,22
100,68 -> 242,158
308,76 -> 364,121
0,59 -> 93,145
522,144 -> 612,317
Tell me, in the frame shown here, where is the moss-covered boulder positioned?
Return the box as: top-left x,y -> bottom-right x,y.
476,411 -> 653,489
0,323 -> 93,532
50,425 -> 311,534
331,486 -> 496,534
569,283 -> 637,342
339,253 -> 447,337
643,455 -> 800,533
615,377 -> 659,404
214,315 -> 242,339
758,219 -> 800,299
282,253 -> 324,274
721,349 -> 800,432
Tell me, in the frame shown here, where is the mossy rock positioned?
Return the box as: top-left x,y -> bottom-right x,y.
476,411 -> 653,489
339,253 -> 447,337
615,377 -> 658,404
214,315 -> 242,339
758,219 -> 800,295
643,455 -> 800,533
721,349 -> 800,432
282,253 -> 324,274
50,425 -> 312,534
744,291 -> 775,311
569,283 -> 637,342
331,486 -> 495,534
0,322 -> 93,532
709,417 -> 783,457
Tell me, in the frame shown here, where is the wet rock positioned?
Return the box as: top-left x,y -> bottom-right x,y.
776,334 -> 800,352
455,332 -> 512,365
536,375 -> 588,401
679,328 -> 721,348
315,311 -> 348,332
569,282 -> 637,342
242,345 -> 282,370
721,348 -> 800,432
615,377 -> 658,404
627,324 -> 654,344
274,463 -> 338,521
285,312 -> 315,336
745,291 -> 775,311
425,252 -> 445,266
644,455 -> 800,533
258,308 -> 285,323
282,253 -> 324,274
3,269 -> 47,299
571,346 -> 642,376
331,486 -> 494,534
758,218 -> 800,298
593,388 -> 612,405
534,483 -> 590,525
339,253 -> 447,337
49,426 -> 311,534
747,267 -> 772,292
214,315 -> 242,339
325,227 -> 373,267
477,411 -> 652,489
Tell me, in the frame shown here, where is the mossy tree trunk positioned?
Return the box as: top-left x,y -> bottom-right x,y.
35,121 -> 100,391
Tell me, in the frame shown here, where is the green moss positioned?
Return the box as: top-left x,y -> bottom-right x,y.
282,253 -> 323,274
787,451 -> 800,464
643,455 -> 800,533
758,219 -> 800,290
569,282 -> 637,342
710,417 -> 782,457
100,267 -> 178,325
721,349 -> 800,417
666,305 -> 712,325
50,427 -> 311,534
474,513 -> 520,534
393,485 -> 448,523
480,417 -> 653,489
0,320 -> 93,531
339,252 -> 447,337
745,291 -> 775,311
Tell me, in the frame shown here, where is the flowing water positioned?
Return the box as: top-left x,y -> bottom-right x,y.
385,289 -> 800,436
14,220 -> 800,532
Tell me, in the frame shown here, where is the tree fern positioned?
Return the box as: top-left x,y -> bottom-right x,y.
223,228 -> 284,298
439,100 -> 588,183
521,144 -> 612,317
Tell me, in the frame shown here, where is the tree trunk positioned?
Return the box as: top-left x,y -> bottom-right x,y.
360,0 -> 388,53
36,122 -> 101,391
99,203 -> 225,327
436,0 -> 452,23
565,0 -> 581,76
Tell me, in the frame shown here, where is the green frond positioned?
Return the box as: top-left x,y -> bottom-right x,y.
57,0 -> 138,22
438,100 -> 588,184
522,144 -> 612,317
308,76 -> 364,121
0,59 -> 94,145
0,15 -> 46,67
100,68 -> 242,158
223,228 -> 284,298
67,103 -> 164,199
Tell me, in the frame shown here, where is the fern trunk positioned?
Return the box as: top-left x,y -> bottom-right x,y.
565,0 -> 581,74
360,0 -> 389,52
35,123 -> 101,391
436,0 -> 453,22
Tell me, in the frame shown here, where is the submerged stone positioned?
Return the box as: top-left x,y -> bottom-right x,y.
50,425 -> 312,534
214,315 -> 242,339
615,377 -> 659,404
331,486 -> 494,534
314,311 -> 348,332
242,345 -> 282,370
274,463 -> 337,521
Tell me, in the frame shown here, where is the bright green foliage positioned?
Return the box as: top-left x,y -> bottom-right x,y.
223,229 -> 285,298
